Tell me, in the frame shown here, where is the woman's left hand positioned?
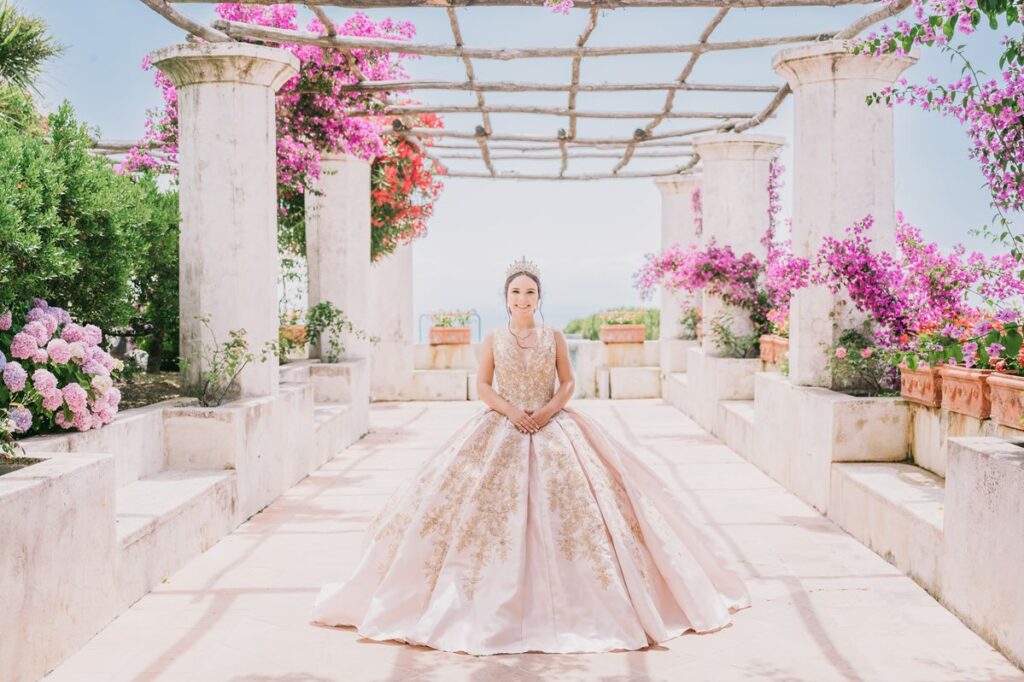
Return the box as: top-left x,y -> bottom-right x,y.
525,408 -> 552,429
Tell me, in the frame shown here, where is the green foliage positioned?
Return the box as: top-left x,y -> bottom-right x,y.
431,309 -> 474,327
0,110 -> 71,308
677,305 -> 700,340
709,313 -> 760,359
826,327 -> 900,397
564,307 -> 659,340
0,100 -> 181,352
306,301 -> 379,363
0,2 -> 63,91
188,317 -> 277,407
130,176 -> 180,372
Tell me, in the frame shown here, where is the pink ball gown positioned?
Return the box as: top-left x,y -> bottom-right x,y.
311,325 -> 751,655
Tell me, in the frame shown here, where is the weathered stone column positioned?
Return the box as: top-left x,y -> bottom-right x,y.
654,175 -> 702,374
305,153 -> 372,361
152,43 -> 298,398
368,240 -> 414,400
692,133 -> 783,356
773,40 -> 916,386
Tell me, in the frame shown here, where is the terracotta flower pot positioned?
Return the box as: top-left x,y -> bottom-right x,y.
759,334 -> 776,364
900,364 -> 943,408
429,326 -> 471,345
938,365 -> 995,419
600,324 -> 646,344
987,373 -> 1024,430
279,324 -> 307,345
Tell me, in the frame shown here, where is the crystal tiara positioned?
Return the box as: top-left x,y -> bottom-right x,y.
505,256 -> 541,280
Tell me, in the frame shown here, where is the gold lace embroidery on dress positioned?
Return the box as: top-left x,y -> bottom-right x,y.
534,426 -> 615,589
492,326 -> 556,413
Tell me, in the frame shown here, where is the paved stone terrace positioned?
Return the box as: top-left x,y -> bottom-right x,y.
46,400 -> 1024,682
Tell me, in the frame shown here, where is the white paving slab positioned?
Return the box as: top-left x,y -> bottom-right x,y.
45,400 -> 1023,682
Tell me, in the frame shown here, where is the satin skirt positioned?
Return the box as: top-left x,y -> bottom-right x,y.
311,406 -> 751,655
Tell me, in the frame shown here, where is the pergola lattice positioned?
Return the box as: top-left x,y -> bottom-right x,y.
131,0 -> 909,179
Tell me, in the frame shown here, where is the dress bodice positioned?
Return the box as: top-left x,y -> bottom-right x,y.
491,325 -> 557,412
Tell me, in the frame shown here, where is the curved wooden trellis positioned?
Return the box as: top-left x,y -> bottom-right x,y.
121,0 -> 910,180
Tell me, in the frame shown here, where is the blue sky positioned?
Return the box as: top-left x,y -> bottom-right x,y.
20,1 -> 1015,338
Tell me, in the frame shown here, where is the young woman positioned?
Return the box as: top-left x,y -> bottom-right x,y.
311,257 -> 750,655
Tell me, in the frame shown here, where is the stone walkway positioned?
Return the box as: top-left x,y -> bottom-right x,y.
46,400 -> 1024,682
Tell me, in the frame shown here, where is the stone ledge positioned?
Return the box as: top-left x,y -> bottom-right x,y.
940,437 -> 1024,668
719,400 -> 755,460
609,366 -> 661,399
830,462 -> 944,593
411,369 -> 468,401
116,469 -> 237,608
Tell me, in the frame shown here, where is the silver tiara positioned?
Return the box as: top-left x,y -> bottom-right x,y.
505,255 -> 541,280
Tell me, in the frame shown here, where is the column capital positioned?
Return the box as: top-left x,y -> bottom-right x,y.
772,39 -> 918,88
692,133 -> 784,162
318,152 -> 373,169
151,42 -> 299,91
654,174 -> 702,196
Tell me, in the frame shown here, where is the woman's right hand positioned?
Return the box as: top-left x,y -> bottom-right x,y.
506,407 -> 540,434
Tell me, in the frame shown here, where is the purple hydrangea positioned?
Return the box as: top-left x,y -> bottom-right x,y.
10,406 -> 32,434
23,320 -> 50,346
0,349 -> 5,371
3,362 -> 28,392
61,323 -> 85,344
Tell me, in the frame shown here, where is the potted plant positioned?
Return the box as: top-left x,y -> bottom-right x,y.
759,310 -> 789,365
598,308 -> 647,344
429,310 -> 473,345
904,315 -> 1023,419
678,306 -> 700,341
825,328 -> 899,397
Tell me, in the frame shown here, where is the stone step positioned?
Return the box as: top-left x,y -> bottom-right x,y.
609,366 -> 661,399
664,372 -> 691,417
411,369 -> 468,401
313,403 -> 361,466
829,462 -> 944,594
116,469 -> 237,607
719,400 -> 755,459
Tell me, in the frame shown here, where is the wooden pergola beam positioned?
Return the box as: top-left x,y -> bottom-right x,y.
211,20 -> 838,60
332,79 -> 780,94
391,123 -> 727,143
348,105 -> 760,119
175,0 -> 877,8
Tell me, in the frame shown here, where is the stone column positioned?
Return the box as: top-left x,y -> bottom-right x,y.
654,175 -> 702,374
305,153 -> 372,361
692,133 -> 783,356
773,40 -> 916,386
368,240 -> 414,400
152,43 -> 299,398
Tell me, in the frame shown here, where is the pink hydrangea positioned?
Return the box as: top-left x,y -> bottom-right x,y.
41,391 -> 64,411
82,324 -> 103,347
27,307 -> 58,337
0,310 -> 11,331
62,383 -> 88,412
72,410 -> 93,432
9,332 -> 38,360
107,386 -> 121,408
23,320 -> 50,346
91,374 -> 113,395
32,368 -> 58,394
32,349 -> 48,364
61,324 -> 85,344
54,411 -> 72,429
67,342 -> 86,362
46,339 -> 71,364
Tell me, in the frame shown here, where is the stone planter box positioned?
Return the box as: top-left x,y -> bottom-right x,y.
900,364 -> 943,408
939,366 -> 995,419
429,325 -> 471,345
600,324 -> 645,344
988,373 -> 1024,431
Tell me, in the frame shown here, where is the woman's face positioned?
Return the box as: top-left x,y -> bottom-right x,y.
507,274 -> 539,318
